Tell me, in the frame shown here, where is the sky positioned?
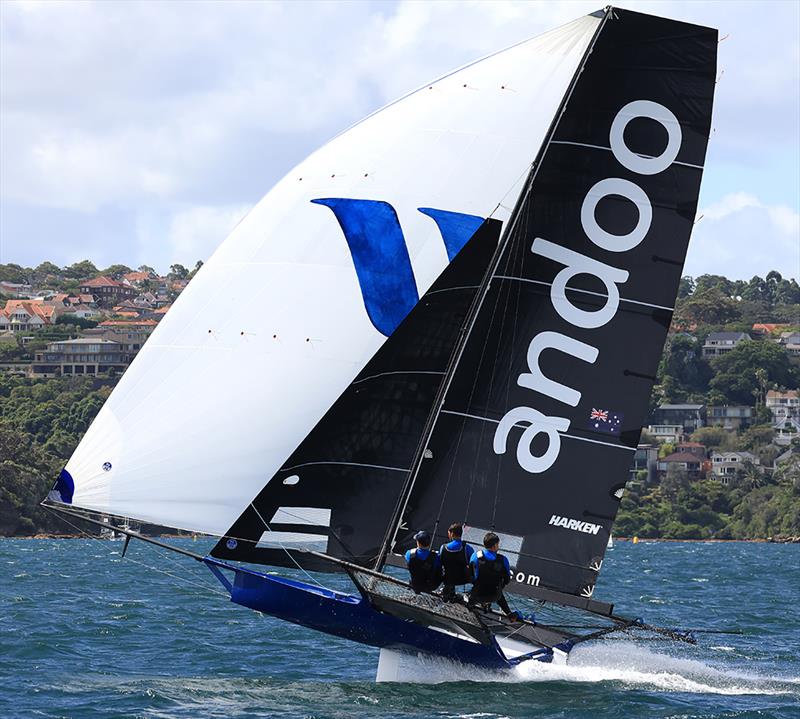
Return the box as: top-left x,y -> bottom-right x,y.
0,0 -> 798,280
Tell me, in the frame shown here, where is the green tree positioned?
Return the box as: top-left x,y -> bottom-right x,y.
187,260 -> 204,280
694,274 -> 734,297
691,426 -> 733,451
709,341 -> 797,405
657,334 -> 712,400
54,315 -> 98,330
101,264 -> 132,278
169,264 -> 189,279
62,260 -> 98,280
0,263 -> 30,283
677,287 -> 741,325
34,261 -> 61,278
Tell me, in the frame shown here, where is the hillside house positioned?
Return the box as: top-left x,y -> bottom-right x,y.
629,444 -> 658,483
122,271 -> 156,287
702,332 -> 749,358
646,424 -> 683,444
30,338 -> 131,377
83,327 -> 150,353
778,332 -> 800,356
774,416 -> 800,446
767,390 -> 799,420
650,404 -> 706,435
657,451 -> 704,480
79,276 -> 136,306
675,441 -> 707,459
1,300 -> 53,330
710,451 -> 760,484
706,405 -> 754,430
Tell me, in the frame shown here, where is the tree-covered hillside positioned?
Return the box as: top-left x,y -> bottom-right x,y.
1,269 -> 798,538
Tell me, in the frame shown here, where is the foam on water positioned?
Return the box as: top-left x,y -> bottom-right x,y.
391,642 -> 798,696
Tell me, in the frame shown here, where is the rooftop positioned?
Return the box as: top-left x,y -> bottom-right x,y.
705,331 -> 750,342
80,276 -> 122,288
50,338 -> 119,345
661,452 -> 703,463
767,390 -> 798,400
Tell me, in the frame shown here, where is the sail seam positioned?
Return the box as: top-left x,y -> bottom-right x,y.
493,275 -> 675,312
550,140 -> 704,169
440,409 -> 635,451
351,370 -> 445,386
425,284 -> 480,297
280,460 -> 409,473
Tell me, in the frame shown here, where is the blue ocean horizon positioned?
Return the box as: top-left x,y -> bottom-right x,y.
2,538 -> 798,719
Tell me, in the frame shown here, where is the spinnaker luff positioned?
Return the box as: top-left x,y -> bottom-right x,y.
47,6 -> 717,680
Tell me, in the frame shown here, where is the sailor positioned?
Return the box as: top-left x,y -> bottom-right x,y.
404,530 -> 443,594
439,522 -> 474,602
468,532 -> 520,619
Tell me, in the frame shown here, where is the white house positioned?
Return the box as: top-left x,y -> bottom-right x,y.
767,390 -> 799,420
710,451 -> 760,483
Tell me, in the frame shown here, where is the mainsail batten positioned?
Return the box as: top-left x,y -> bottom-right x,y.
388,9 -> 717,600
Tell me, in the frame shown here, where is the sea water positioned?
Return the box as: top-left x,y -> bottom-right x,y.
1,538 -> 798,719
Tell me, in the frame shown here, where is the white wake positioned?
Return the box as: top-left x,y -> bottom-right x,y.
389,642 -> 798,695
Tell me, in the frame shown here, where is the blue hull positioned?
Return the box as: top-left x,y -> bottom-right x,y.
205,559 -> 550,669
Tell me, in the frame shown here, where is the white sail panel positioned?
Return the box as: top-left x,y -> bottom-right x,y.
62,15 -> 600,535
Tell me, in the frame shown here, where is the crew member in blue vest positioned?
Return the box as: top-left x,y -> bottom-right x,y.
439,522 -> 474,602
468,532 -> 520,619
404,530 -> 443,594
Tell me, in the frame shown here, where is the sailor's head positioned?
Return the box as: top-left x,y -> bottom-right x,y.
414,530 -> 431,548
448,522 -> 463,540
483,532 -> 500,552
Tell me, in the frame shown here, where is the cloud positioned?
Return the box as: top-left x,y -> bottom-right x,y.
162,204 -> 252,268
0,0 -> 798,275
686,193 -> 800,280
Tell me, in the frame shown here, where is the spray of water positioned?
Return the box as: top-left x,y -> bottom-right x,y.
387,642 -> 799,696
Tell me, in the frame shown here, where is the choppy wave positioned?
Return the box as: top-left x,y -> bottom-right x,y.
2,538 -> 799,719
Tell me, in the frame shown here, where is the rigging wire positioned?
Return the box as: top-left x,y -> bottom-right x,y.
247,502 -> 334,591
42,506 -> 229,599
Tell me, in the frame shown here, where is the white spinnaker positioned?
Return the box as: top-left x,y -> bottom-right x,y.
63,15 -> 600,535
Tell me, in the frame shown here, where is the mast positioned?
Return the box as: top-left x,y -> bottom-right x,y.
374,8 -> 613,571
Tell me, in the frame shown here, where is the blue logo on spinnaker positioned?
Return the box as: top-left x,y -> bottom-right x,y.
54,468 -> 74,504
312,198 -> 484,336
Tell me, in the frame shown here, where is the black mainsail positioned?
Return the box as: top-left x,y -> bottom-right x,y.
383,9 -> 717,602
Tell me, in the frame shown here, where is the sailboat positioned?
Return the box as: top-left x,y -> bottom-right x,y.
45,6 -> 717,680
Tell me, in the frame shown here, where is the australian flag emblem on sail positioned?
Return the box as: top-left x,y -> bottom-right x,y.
588,408 -> 623,435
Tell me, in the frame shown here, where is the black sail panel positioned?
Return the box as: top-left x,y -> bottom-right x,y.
393,9 -> 717,600
211,219 -> 502,568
